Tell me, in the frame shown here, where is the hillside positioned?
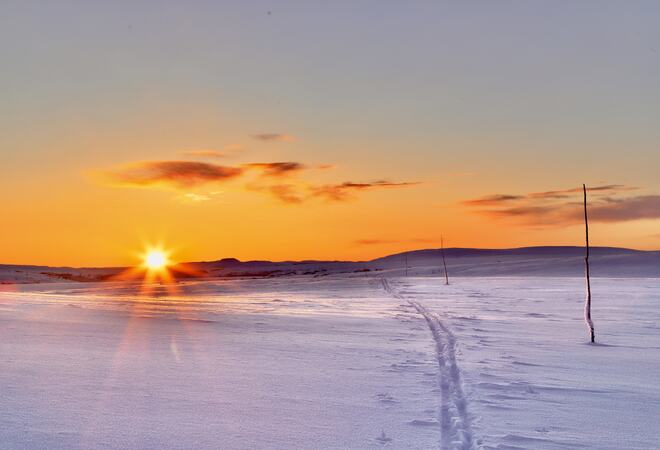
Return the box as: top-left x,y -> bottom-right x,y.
1,246 -> 658,284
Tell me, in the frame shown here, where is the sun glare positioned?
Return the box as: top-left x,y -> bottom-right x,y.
144,249 -> 169,271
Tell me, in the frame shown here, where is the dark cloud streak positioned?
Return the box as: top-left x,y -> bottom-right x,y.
463,185 -> 659,226
252,133 -> 295,142
243,162 -> 306,177
462,194 -> 524,206
102,161 -> 243,188
312,181 -> 420,202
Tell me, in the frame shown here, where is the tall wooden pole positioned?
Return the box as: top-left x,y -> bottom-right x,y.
441,235 -> 449,285
583,184 -> 595,343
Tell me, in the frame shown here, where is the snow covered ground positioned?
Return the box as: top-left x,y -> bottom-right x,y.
1,276 -> 659,449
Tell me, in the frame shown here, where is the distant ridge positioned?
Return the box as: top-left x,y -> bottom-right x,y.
367,246 -> 659,278
1,246 -> 658,283
371,246 -> 644,263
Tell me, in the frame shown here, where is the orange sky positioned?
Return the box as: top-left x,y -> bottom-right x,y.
2,3 -> 659,266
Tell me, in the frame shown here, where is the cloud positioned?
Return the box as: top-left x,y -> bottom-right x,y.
100,161 -> 244,189
178,193 -> 212,203
96,159 -> 419,205
180,144 -> 246,159
462,194 -> 525,206
353,237 -> 440,246
354,239 -> 398,245
262,184 -> 305,204
464,186 -> 635,206
252,133 -> 295,142
99,160 -> 308,190
316,164 -> 335,170
251,179 -> 420,204
528,184 -> 636,199
244,162 -> 307,177
179,150 -> 227,158
463,185 -> 659,226
586,195 -> 660,223
311,180 -> 420,202
477,205 -> 560,222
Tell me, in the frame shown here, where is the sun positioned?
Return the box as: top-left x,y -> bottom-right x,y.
143,249 -> 169,271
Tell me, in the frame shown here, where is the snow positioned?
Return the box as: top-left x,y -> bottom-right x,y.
1,276 -> 659,449
2,246 -> 658,285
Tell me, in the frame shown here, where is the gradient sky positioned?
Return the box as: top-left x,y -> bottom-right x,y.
2,1 -> 660,266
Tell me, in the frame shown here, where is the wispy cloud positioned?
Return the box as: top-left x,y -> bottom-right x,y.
252,133 -> 296,142
354,239 -> 398,245
100,161 -> 244,189
353,237 -> 440,246
250,180 -> 419,204
179,150 -> 227,158
528,184 -> 635,199
97,159 -> 419,205
243,162 -> 306,177
176,191 -> 226,204
180,144 -> 246,159
99,160 -> 307,189
178,193 -> 212,203
586,195 -> 660,223
463,185 -> 659,226
311,180 -> 421,202
260,184 -> 305,204
462,194 -> 524,206
316,164 -> 335,170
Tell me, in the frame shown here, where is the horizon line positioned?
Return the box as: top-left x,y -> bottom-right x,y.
1,244 -> 657,270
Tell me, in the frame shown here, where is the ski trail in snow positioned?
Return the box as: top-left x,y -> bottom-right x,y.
381,278 -> 477,450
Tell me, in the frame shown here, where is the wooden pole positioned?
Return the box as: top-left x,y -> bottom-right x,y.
583,184 -> 595,343
441,235 -> 449,285
405,254 -> 408,277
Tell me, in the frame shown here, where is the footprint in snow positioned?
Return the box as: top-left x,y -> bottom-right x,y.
375,430 -> 392,445
408,418 -> 439,426
375,393 -> 398,404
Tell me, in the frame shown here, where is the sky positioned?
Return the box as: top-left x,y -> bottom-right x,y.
2,1 -> 660,266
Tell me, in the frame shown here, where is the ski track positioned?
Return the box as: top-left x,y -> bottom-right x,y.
381,278 -> 477,450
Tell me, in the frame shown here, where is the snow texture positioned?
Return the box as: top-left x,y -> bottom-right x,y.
1,275 -> 659,449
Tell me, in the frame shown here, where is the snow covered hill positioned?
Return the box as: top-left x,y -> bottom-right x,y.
373,246 -> 660,278
1,246 -> 658,284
